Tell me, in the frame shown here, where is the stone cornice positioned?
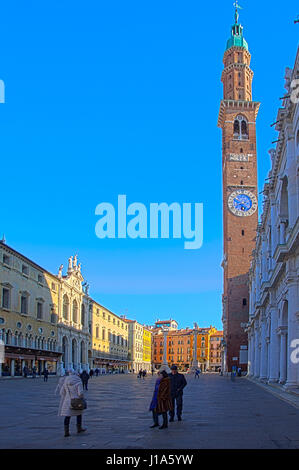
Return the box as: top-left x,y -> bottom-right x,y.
218,99 -> 260,128
273,216 -> 299,263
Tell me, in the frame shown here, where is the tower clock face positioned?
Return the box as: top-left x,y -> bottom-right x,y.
228,190 -> 257,217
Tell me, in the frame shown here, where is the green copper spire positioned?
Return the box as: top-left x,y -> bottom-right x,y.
226,1 -> 248,51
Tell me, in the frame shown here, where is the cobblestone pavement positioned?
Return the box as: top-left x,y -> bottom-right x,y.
0,372 -> 298,449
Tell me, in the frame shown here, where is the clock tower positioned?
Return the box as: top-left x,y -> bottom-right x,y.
218,4 -> 260,373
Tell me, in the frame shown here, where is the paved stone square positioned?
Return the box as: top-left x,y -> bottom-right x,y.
0,372 -> 298,449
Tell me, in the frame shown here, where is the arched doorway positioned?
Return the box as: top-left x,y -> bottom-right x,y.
72,338 -> 78,369
80,340 -> 86,365
62,336 -> 68,368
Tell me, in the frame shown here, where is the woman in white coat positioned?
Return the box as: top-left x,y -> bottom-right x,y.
59,369 -> 87,437
55,371 -> 67,416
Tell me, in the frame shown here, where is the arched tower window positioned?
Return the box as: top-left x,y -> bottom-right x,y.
233,115 -> 248,140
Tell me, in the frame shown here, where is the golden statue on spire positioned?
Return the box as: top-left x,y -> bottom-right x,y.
233,0 -> 242,24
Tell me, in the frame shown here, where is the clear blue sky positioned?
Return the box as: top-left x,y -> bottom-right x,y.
1,1 -> 298,330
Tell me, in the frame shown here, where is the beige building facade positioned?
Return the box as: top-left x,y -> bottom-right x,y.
125,319 -> 152,372
0,241 -> 61,377
91,302 -> 129,372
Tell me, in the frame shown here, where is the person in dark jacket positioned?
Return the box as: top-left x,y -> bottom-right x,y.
80,370 -> 90,390
43,368 -> 49,382
168,365 -> 187,421
89,369 -> 94,378
149,372 -> 162,428
155,370 -> 173,429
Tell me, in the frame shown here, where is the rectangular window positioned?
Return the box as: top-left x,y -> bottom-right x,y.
38,274 -> 43,283
22,265 -> 29,276
21,296 -> 28,314
3,254 -> 10,265
2,288 -> 10,309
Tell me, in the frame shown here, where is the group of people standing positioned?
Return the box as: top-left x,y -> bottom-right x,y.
23,365 -> 49,381
55,364 -> 188,437
149,365 -> 187,429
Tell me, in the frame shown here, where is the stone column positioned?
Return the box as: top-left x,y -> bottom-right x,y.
247,330 -> 254,376
259,314 -> 268,382
11,359 -> 15,377
268,300 -> 280,383
249,330 -> 255,376
279,327 -> 288,384
285,125 -> 297,227
247,332 -> 251,376
159,331 -> 170,373
253,324 -> 259,377
191,329 -> 199,371
284,278 -> 299,390
261,235 -> 268,283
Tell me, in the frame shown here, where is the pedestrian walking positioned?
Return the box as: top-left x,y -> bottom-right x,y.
194,369 -> 200,379
168,365 -> 187,422
142,370 -> 146,380
32,366 -> 37,379
95,368 -> 99,377
43,368 -> 49,382
151,368 -> 154,376
23,366 -> 28,378
80,370 -> 90,390
59,369 -> 87,437
89,369 -> 94,379
154,370 -> 173,429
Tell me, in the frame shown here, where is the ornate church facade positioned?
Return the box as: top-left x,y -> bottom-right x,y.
247,47 -> 299,391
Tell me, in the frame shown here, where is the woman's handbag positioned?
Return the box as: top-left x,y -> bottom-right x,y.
70,397 -> 87,410
66,382 -> 87,410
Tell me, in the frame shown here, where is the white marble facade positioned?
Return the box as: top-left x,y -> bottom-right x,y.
57,255 -> 91,375
247,48 -> 299,391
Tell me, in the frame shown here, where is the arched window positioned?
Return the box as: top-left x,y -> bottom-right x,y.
280,176 -> 289,222
233,115 -> 248,140
72,300 -> 78,324
6,330 -> 12,345
63,294 -> 69,320
81,304 -> 85,327
234,119 -> 240,135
